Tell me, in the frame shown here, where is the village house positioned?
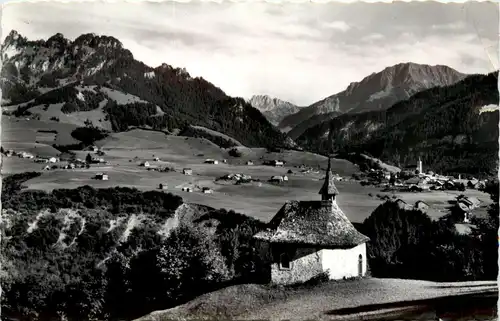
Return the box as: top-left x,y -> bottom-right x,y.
141,161 -> 150,167
64,163 -> 76,170
183,168 -> 193,175
19,151 -> 34,159
202,187 -> 213,194
35,157 -> 49,163
205,159 -> 219,165
454,195 -> 481,223
87,145 -> 99,152
159,183 -> 168,190
246,161 -> 254,166
254,158 -> 370,285
414,200 -> 430,212
272,160 -> 284,167
269,175 -> 284,183
95,173 -> 109,181
154,157 -> 160,161
181,187 -> 193,192
48,157 -> 59,163
395,199 -> 413,211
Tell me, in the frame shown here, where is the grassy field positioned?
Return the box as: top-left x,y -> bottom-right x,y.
1,124 -> 493,223
28,101 -> 113,130
2,116 -> 81,147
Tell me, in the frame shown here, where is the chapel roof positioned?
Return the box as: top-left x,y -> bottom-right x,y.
253,200 -> 369,248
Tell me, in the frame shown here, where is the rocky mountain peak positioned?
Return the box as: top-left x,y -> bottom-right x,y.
279,62 -> 467,139
249,95 -> 285,112
73,33 -> 123,49
248,94 -> 302,126
3,30 -> 23,46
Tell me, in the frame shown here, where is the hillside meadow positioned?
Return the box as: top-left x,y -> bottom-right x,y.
1,123 -> 492,223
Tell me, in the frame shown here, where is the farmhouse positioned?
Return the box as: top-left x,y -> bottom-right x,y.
95,173 -> 109,181
272,160 -> 284,167
254,158 -> 370,285
183,168 -> 193,175
202,187 -> 213,194
246,161 -> 254,166
205,159 -> 219,165
48,157 -> 59,163
19,152 -> 34,159
141,161 -> 150,167
64,163 -> 76,170
395,199 -> 413,210
414,200 -> 430,212
159,183 -> 168,190
269,176 -> 284,183
35,158 -> 49,163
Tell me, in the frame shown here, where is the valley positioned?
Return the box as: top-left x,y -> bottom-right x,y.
1,117 -> 492,223
1,21 -> 498,321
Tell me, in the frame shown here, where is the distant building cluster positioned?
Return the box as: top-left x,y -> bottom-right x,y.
361,158 -> 487,192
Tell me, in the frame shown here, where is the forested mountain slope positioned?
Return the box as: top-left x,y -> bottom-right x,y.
279,63 -> 466,139
296,72 -> 499,177
1,30 -> 289,149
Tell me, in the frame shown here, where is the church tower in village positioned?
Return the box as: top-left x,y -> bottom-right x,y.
417,157 -> 423,174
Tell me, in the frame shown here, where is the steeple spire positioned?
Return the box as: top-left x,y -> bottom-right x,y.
319,157 -> 339,201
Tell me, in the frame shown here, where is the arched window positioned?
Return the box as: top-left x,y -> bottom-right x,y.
279,253 -> 291,270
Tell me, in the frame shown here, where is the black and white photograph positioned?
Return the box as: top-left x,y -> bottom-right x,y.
0,1 -> 499,320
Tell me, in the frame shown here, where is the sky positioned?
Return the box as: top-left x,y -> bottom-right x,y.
1,1 -> 499,106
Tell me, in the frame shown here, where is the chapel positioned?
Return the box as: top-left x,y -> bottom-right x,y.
253,157 -> 370,285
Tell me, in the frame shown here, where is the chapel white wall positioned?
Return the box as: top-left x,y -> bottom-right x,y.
320,243 -> 367,280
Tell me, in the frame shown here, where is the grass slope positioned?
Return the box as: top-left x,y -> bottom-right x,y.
135,278 -> 497,321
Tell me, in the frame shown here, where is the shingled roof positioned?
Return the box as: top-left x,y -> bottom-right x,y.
319,157 -> 339,196
254,200 -> 369,249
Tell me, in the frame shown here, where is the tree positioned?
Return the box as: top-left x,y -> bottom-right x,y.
86,153 -> 92,164
156,224 -> 230,303
361,201 -> 434,277
476,180 -> 499,279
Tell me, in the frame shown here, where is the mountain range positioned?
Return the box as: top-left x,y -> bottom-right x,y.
0,30 -> 290,149
278,63 -> 467,139
278,63 -> 466,139
1,30 -> 498,177
296,71 -> 499,177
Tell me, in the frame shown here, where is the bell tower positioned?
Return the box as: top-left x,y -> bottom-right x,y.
319,157 -> 339,203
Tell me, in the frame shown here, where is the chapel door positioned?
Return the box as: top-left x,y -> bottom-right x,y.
358,254 -> 363,277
